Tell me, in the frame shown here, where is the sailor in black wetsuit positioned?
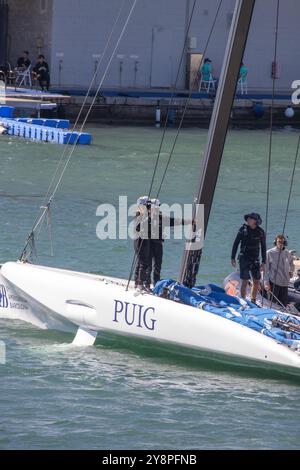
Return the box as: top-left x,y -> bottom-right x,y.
231,212 -> 266,303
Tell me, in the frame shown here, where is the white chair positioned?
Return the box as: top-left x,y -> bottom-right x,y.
237,76 -> 248,95
15,64 -> 32,88
198,73 -> 216,93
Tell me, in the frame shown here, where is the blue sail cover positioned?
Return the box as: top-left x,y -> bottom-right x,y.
153,280 -> 300,349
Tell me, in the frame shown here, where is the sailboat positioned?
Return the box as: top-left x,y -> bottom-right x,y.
1,0 -> 300,375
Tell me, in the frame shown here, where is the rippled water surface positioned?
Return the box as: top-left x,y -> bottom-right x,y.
0,125 -> 299,449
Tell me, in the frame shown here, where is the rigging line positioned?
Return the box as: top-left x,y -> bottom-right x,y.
126,0 -> 198,289
156,0 -> 223,199
126,0 -> 223,290
126,206 -> 150,291
263,0 -> 297,311
265,0 -> 280,236
43,0 -> 128,204
20,0 -> 138,260
147,0 -> 197,198
282,135 -> 300,235
49,0 -> 138,202
269,135 -> 300,309
126,0 -> 199,289
126,250 -> 138,291
21,0 -> 128,244
256,279 -> 288,312
264,283 -> 288,312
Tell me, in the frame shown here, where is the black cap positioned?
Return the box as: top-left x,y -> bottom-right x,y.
244,212 -> 262,225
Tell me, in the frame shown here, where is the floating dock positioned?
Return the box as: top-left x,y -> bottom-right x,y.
0,105 -> 92,145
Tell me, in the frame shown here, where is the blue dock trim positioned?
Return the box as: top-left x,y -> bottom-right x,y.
16,118 -> 71,129
50,87 -> 293,102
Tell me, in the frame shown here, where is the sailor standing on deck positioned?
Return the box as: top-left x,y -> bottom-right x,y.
146,198 -> 188,287
264,234 -> 294,307
231,212 -> 266,303
134,196 -> 152,291
134,197 -> 189,290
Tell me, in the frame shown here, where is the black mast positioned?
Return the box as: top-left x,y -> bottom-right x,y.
179,0 -> 256,287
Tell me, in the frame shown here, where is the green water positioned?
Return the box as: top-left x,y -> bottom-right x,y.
0,125 -> 300,449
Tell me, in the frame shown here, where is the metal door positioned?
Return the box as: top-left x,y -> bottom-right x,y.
150,26 -> 172,88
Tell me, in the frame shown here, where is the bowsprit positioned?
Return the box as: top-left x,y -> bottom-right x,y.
113,299 -> 157,331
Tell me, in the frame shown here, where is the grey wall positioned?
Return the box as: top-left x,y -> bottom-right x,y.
50,0 -> 189,88
7,0 -> 53,69
50,0 -> 236,89
245,0 -> 300,92
7,0 -> 300,91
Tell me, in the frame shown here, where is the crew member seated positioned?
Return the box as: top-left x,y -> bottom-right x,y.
33,54 -> 50,91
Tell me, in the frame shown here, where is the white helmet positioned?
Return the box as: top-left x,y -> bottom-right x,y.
150,198 -> 161,207
137,195 -> 150,206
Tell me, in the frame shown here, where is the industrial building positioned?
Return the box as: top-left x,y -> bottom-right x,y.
0,0 -> 299,93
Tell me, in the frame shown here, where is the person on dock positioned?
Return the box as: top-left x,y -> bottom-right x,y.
264,234 -> 294,307
33,55 -> 50,91
231,212 -> 266,303
16,51 -> 31,71
200,58 -> 213,81
239,62 -> 248,82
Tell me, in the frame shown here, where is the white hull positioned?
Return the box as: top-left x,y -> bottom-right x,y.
1,261 -> 300,374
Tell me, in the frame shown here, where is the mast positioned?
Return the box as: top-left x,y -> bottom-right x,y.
179,0 -> 255,287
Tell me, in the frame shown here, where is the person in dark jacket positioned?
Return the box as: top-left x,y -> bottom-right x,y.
134,196 -> 152,290
134,196 -> 189,290
231,212 -> 266,303
33,54 -> 50,91
147,198 -> 185,287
